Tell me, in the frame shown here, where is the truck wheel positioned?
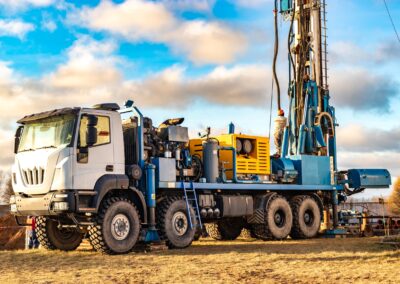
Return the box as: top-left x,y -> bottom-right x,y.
193,226 -> 203,241
36,216 -> 83,251
89,197 -> 141,254
205,218 -> 244,240
290,195 -> 321,239
243,223 -> 258,239
253,194 -> 293,240
157,196 -> 196,249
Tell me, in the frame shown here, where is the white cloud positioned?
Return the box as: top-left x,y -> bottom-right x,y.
41,13 -> 57,32
162,0 -> 215,12
0,61 -> 14,85
124,64 -> 270,108
0,0 -> 54,11
72,0 -> 246,64
337,124 -> 400,153
338,151 -> 400,179
42,19 -> 56,32
43,36 -> 121,89
169,21 -> 246,64
0,129 -> 14,171
234,0 -> 273,8
330,41 -> 400,65
0,19 -> 34,39
329,67 -> 398,111
0,35 -> 266,123
330,41 -> 369,64
0,37 -> 124,126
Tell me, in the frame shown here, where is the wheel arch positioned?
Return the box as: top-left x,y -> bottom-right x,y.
247,192 -> 277,224
92,174 -> 147,223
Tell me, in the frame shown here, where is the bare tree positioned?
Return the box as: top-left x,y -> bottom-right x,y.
388,178 -> 400,215
0,171 -> 13,204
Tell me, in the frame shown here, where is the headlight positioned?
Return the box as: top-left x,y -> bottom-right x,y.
55,193 -> 68,199
10,204 -> 17,213
9,195 -> 16,204
53,202 -> 69,211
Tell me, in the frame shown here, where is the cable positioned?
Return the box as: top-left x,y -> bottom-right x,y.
272,0 -> 281,111
383,0 -> 400,43
288,0 -> 296,82
268,77 -> 274,138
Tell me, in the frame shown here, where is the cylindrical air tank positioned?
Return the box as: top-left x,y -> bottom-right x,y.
203,140 -> 219,183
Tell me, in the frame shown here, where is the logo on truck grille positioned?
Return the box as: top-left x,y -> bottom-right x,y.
22,167 -> 45,185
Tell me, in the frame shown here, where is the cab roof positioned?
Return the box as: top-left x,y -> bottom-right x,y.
17,107 -> 81,124
17,103 -> 121,124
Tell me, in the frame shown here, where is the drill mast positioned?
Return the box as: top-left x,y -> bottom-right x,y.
277,0 -> 336,169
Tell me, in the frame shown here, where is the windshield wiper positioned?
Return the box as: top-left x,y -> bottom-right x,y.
19,148 -> 35,153
36,145 -> 57,150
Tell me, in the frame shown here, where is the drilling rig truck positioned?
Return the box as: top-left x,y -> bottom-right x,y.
9,0 -> 391,254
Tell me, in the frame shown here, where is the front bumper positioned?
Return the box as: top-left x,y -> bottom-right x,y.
10,191 -> 76,216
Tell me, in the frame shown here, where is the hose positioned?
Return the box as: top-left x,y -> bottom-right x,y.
288,0 -> 296,84
273,0 -> 281,111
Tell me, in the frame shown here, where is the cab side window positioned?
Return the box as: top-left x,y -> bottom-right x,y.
79,115 -> 111,147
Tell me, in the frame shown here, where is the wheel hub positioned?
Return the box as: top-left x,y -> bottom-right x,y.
304,209 -> 314,226
172,211 -> 188,236
111,214 -> 130,241
274,210 -> 285,228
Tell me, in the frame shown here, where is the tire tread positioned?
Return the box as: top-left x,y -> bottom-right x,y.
88,197 -> 141,254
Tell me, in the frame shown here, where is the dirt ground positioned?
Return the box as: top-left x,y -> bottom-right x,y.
0,237 -> 398,284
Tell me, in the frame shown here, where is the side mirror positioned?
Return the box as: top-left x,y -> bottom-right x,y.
87,115 -> 98,127
86,126 -> 98,147
85,115 -> 98,147
14,126 -> 23,154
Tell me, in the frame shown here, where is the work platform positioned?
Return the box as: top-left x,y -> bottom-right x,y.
159,181 -> 344,192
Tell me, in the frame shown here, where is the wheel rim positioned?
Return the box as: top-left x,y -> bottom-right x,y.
304,209 -> 314,226
274,209 -> 286,228
50,220 -> 78,241
172,211 -> 188,236
111,214 -> 130,241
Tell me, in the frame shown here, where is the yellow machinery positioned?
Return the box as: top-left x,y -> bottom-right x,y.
189,134 -> 270,179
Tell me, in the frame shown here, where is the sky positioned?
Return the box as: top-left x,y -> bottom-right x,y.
0,0 -> 399,198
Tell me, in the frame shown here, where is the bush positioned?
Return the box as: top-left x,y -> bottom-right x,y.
388,178 -> 400,215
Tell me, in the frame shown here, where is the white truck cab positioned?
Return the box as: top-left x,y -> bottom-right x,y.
11,105 -> 125,216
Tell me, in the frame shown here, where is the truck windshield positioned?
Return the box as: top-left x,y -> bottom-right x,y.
18,115 -> 76,152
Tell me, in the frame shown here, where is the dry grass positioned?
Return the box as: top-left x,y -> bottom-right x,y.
0,237 -> 399,284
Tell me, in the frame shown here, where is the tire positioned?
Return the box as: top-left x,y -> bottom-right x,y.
88,197 -> 141,254
35,216 -> 83,251
193,227 -> 202,241
157,196 -> 196,249
248,228 -> 258,239
290,195 -> 321,239
243,223 -> 258,239
253,194 -> 293,240
205,218 -> 244,241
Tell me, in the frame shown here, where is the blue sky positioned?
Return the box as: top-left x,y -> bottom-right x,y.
0,0 -> 399,197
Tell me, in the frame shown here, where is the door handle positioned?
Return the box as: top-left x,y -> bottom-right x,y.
106,165 -> 114,172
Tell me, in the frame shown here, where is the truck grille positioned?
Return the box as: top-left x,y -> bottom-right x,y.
23,167 -> 45,185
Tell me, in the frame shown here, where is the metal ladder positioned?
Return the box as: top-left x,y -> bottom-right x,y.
181,180 -> 203,230
321,0 -> 329,90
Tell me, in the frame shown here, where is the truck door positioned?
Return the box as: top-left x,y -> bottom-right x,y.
73,113 -> 114,189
